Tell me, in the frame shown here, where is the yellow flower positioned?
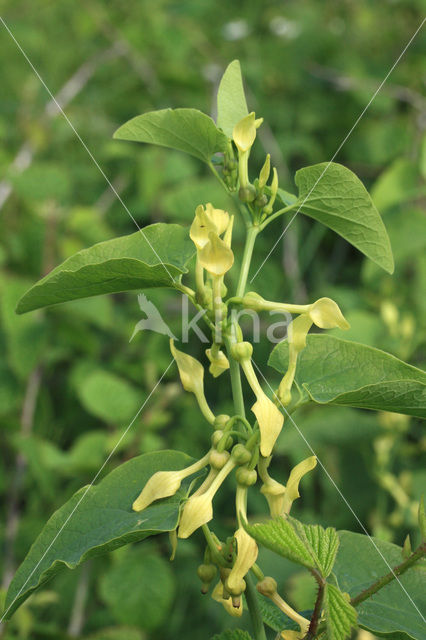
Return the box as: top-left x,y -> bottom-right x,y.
198,231 -> 234,276
308,297 -> 350,330
132,453 -> 210,512
206,347 -> 230,377
282,455 -> 317,514
211,581 -> 243,617
232,112 -> 263,153
260,478 -> 286,518
226,528 -> 258,595
190,203 -> 230,250
205,203 -> 229,235
251,392 -> 284,457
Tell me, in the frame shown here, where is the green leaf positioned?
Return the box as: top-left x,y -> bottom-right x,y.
216,60 -> 249,137
114,108 -> 228,163
257,593 -> 303,632
99,545 -> 175,630
16,223 -> 195,314
4,450 -> 201,618
324,583 -> 357,640
210,630 -> 253,640
294,162 -> 394,273
334,531 -> 426,640
269,335 -> 426,418
76,369 -> 142,423
83,629 -> 144,640
245,517 -> 314,569
291,520 -> 339,578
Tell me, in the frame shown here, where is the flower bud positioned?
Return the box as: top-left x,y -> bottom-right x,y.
308,297 -> 350,330
282,455 -> 317,514
240,291 -> 268,312
251,393 -> 284,457
236,467 -> 257,487
230,341 -> 253,362
258,154 -> 271,190
256,576 -> 277,598
206,347 -> 230,378
226,528 -> 258,594
197,563 -> 217,593
211,430 -> 224,447
231,444 -> 252,465
212,581 -> 243,617
255,194 -> 268,208
214,414 -> 231,428
209,449 -> 230,470
198,232 -> 234,276
170,340 -> 204,394
238,184 -> 256,203
178,493 -> 213,538
264,167 -> 278,215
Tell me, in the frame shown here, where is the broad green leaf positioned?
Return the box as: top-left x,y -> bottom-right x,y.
291,520 -> 339,578
294,162 -> 394,273
113,108 -> 228,163
277,187 -> 298,207
100,546 -> 175,630
334,531 -> 426,640
16,223 -> 195,314
269,335 -> 426,418
211,630 -> 253,640
4,450 -> 202,618
245,517 -> 316,570
76,369 -> 142,423
324,583 -> 357,640
216,60 -> 249,137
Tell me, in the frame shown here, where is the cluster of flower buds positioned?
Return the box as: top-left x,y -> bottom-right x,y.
232,113 -> 278,218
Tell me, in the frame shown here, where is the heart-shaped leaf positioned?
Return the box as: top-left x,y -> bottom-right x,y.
114,108 -> 228,163
294,162 -> 394,273
269,335 -> 426,417
4,450 -> 202,618
16,223 -> 195,314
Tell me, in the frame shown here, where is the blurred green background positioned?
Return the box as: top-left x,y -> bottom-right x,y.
1,1 -> 425,638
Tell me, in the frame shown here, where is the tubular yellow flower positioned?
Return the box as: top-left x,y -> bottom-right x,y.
282,455 -> 317,514
178,458 -> 236,538
257,577 -> 309,636
206,347 -> 230,377
198,232 -> 234,277
132,453 -> 211,512
226,528 -> 258,594
251,393 -> 284,457
264,167 -> 278,215
232,112 -> 260,153
308,297 -> 350,330
260,478 -> 286,518
223,214 -> 234,248
190,204 -> 216,249
205,202 -> 230,235
258,154 -> 271,189
170,340 -> 215,424
212,581 -> 243,617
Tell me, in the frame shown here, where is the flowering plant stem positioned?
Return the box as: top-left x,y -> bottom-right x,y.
225,223 -> 266,640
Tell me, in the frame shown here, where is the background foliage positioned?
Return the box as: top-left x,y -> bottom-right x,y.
1,1 -> 425,638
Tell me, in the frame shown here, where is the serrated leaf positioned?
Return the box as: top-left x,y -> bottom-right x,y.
210,630 -> 253,640
334,531 -> 426,640
291,520 -> 339,578
295,162 -> 394,273
4,450 -> 201,618
16,223 -> 195,314
216,60 -> 249,137
324,584 -> 357,640
257,593 -> 303,632
245,518 -> 314,569
114,108 -> 228,163
269,335 -> 426,418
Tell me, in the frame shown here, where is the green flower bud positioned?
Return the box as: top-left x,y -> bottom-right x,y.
254,194 -> 268,208
256,576 -> 277,598
197,563 -> 217,593
230,341 -> 253,362
236,467 -> 257,487
214,414 -> 231,428
226,577 -> 246,598
210,449 -> 231,470
231,444 -> 252,465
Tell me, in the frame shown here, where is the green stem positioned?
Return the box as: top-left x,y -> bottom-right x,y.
350,541 -> 426,607
259,203 -> 297,231
236,225 -> 259,298
245,573 -> 267,640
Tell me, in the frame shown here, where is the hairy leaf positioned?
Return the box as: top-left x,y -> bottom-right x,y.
257,593 -> 304,632
216,60 -> 249,137
114,108 -> 228,162
16,223 -> 195,314
269,335 -> 426,417
334,531 -> 426,640
295,162 -> 394,273
291,520 -> 339,578
4,451 -> 201,618
324,583 -> 357,640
